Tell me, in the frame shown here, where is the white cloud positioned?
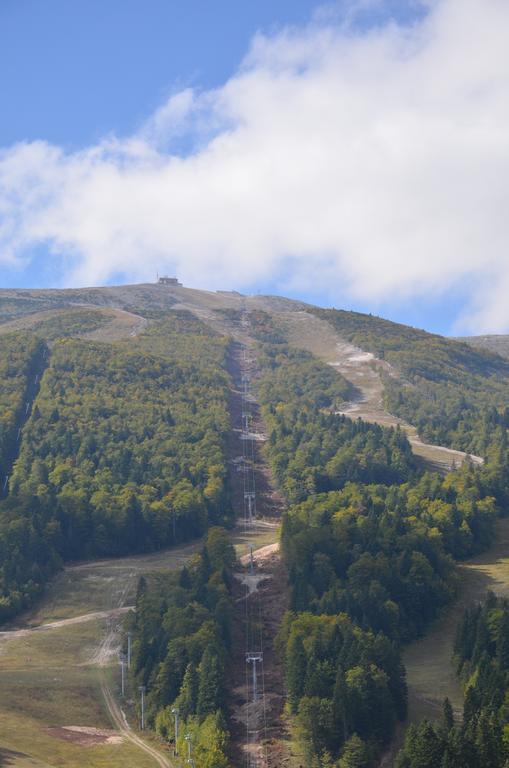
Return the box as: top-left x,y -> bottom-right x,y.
0,0 -> 508,332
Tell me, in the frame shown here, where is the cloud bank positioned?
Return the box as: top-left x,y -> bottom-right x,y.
1,0 -> 508,332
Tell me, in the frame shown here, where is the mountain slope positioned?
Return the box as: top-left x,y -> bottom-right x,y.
2,283 -> 509,768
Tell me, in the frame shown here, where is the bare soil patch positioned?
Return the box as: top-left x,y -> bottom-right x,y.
45,726 -> 124,747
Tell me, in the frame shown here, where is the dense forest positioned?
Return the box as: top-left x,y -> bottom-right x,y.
0,332 -> 46,486
314,308 -> 509,456
257,343 -> 416,502
128,527 -> 235,766
0,312 -> 232,621
397,593 -> 509,767
280,610 -> 407,765
282,467 -> 500,642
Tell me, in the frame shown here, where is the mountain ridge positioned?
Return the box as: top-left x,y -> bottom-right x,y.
1,281 -> 507,356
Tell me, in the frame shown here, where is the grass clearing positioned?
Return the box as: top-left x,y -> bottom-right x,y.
0,542 -> 197,766
403,518 -> 509,723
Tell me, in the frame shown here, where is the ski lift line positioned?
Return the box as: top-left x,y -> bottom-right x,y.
244,553 -> 252,767
240,320 -> 261,763
258,589 -> 269,763
239,326 -> 267,763
241,317 -> 268,763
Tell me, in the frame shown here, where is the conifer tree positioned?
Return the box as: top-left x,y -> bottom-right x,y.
286,632 -> 307,713
197,648 -> 222,719
463,686 -> 480,727
332,666 -> 348,748
177,662 -> 199,719
496,609 -> 509,669
442,698 -> 454,732
338,734 -> 370,768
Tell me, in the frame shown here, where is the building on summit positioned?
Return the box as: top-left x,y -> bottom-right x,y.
157,276 -> 182,286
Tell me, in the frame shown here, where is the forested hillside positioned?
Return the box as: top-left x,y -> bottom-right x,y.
257,343 -> 416,501
0,311 -> 231,621
2,287 -> 509,768
251,329 -> 509,766
282,470 -> 499,640
314,308 -> 509,456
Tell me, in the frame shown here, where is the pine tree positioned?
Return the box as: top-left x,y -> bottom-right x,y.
442,698 -> 454,732
321,750 -> 335,768
196,547 -> 212,598
496,609 -> 509,669
197,648 -> 222,719
286,632 -> 307,713
177,662 -> 199,719
155,653 -> 180,707
408,721 -> 444,768
136,575 -> 147,601
474,711 -> 503,768
463,686 -> 480,727
332,666 -> 348,749
179,565 -> 191,589
338,734 -> 370,768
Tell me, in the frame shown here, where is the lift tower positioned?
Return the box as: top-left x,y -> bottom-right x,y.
246,652 -> 263,703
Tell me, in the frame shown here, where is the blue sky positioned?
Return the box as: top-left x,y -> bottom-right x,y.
1,0 -> 507,335
1,0 -> 425,148
1,0 -> 321,148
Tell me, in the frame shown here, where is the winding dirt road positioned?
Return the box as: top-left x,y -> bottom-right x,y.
90,563 -> 173,766
281,311 -> 483,471
100,679 -> 173,768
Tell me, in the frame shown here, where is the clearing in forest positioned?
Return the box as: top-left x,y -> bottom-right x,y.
403,517 -> 509,725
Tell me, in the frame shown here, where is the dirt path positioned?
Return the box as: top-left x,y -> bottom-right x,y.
100,680 -> 172,768
114,309 -> 148,338
0,608 -> 132,642
89,577 -> 134,667
82,308 -> 149,341
87,566 -> 173,767
280,311 -> 483,471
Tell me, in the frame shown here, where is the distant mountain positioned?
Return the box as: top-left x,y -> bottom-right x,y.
453,333 -> 509,359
